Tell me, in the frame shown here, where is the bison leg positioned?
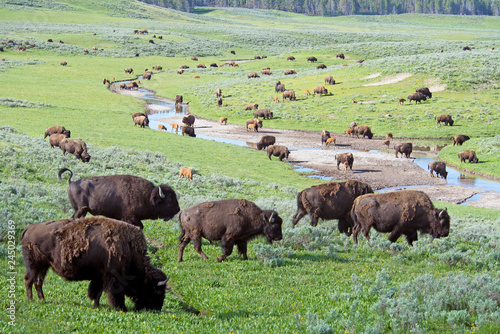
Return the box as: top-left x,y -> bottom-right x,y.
352,223 -> 361,244
387,226 -> 404,243
236,240 -> 248,260
32,266 -> 49,301
338,217 -> 352,236
105,277 -> 127,311
192,234 -> 209,260
24,265 -> 48,301
88,279 -> 103,308
404,231 -> 418,246
72,206 -> 89,219
291,211 -> 305,228
217,236 -> 234,262
177,236 -> 191,262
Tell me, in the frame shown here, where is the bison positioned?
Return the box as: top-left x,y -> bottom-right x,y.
219,117 -> 227,125
453,134 -> 470,146
217,97 -> 222,107
246,118 -> 262,131
182,114 -> 195,127
351,190 -> 450,245
307,56 -> 317,62
248,72 -> 260,79
179,168 -> 193,180
181,125 -> 196,137
321,130 -> 331,144
197,64 -> 206,68
44,126 -> 70,139
408,92 -> 427,104
152,65 -> 162,70
459,150 -> 478,163
48,133 -> 68,148
325,138 -> 336,148
284,69 -> 296,75
247,124 -> 258,132
132,112 -> 147,120
267,145 -> 290,161
416,87 -> 432,98
313,85 -> 328,96
60,61 -> 67,66
59,138 -> 91,163
316,64 -> 327,69
282,90 -> 296,101
428,161 -> 448,179
292,180 -> 374,235
261,70 -> 272,75
436,114 -> 454,126
178,199 -> 283,262
244,103 -> 259,111
256,135 -> 276,150
21,217 -> 169,311
215,88 -> 222,97
158,124 -> 167,131
58,168 -> 180,229
335,152 -> 354,170
395,142 -> 413,158
254,108 -> 273,119
134,115 -> 149,128
124,68 -> 133,74
287,56 -> 295,61
324,75 -> 335,85
356,125 -> 373,139
336,53 -> 345,59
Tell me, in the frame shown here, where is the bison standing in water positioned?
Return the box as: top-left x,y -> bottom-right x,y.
58,168 -> 180,229
178,199 -> 283,262
428,161 -> 448,179
351,190 -> 450,245
292,180 -> 374,235
21,217 -> 169,311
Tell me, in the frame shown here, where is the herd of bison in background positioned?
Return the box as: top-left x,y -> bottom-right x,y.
24,48 -> 476,312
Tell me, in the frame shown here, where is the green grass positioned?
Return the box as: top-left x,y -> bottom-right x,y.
0,1 -> 499,333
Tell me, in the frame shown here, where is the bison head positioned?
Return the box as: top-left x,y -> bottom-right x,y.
133,266 -> 169,311
150,185 -> 181,221
81,153 -> 91,163
431,209 -> 450,238
262,210 -> 283,243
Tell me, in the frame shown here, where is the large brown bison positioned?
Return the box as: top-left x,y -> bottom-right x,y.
247,72 -> 260,78
408,92 -> 427,104
436,114 -> 454,126
351,190 -> 450,245
292,180 -> 374,235
395,142 -> 413,158
335,152 -> 354,170
316,64 -> 327,69
181,125 -> 196,137
428,161 -> 448,179
321,130 -> 331,145
284,69 -> 296,75
174,95 -> 183,105
267,145 -> 290,161
44,126 -> 70,139
256,135 -> 276,150
59,138 -> 91,163
49,133 -> 69,148
58,168 -> 180,229
132,112 -> 147,120
244,103 -> 259,111
307,56 -> 317,62
178,199 -> 283,262
453,134 -> 470,146
313,85 -> 328,96
416,87 -> 432,98
246,118 -> 262,131
22,217 -> 169,311
261,70 -> 272,75
287,56 -> 295,61
182,114 -> 195,127
356,125 -> 373,139
282,90 -> 296,101
336,53 -> 345,59
215,88 -> 222,97
324,75 -> 335,85
124,68 -> 133,74
134,115 -> 149,128
459,150 -> 478,163
254,108 -> 273,119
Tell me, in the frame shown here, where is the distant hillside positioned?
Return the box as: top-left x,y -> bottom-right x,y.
140,0 -> 499,15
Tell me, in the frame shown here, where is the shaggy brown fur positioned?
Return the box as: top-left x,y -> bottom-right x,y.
44,126 -> 70,139
49,133 -> 69,148
335,152 -> 354,170
267,145 -> 290,161
59,138 -> 91,162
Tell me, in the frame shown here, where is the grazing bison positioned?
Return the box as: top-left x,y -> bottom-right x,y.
182,114 -> 195,127
321,130 -> 331,145
395,142 -> 413,158
219,117 -> 227,125
158,124 -> 167,131
171,123 -> 179,134
44,126 -> 70,139
191,56 -> 198,61
453,134 -> 470,146
132,112 -> 147,120
436,114 -> 454,126
217,97 -> 222,107
428,161 -> 448,179
143,71 -> 152,80
256,135 -> 276,150
197,64 -> 206,68
181,125 -> 196,137
292,180 -> 374,234
416,87 -> 432,98
351,190 -> 450,245
58,168 -> 180,229
124,68 -> 133,74
408,92 -> 427,104
267,145 -> 290,161
247,72 -> 260,79
398,98 -> 406,104
459,150 -> 478,163
60,61 -> 67,66
59,138 -> 91,163
152,65 -> 162,70
325,138 -> 336,148
174,95 -> 183,105
275,83 -> 286,92
178,199 -> 283,262
261,70 -> 272,75
49,133 -> 68,148
254,108 -> 273,119
356,125 -> 373,139
463,46 -> 471,51
134,115 -> 149,128
210,63 -> 218,67
246,118 -> 262,131
335,152 -> 354,170
324,75 -> 335,85
284,69 -> 296,75
307,56 -> 317,62
215,88 -> 222,97
244,103 -> 259,111
179,168 -> 193,180
313,85 -> 328,96
247,124 -> 258,132
21,217 -> 169,311
177,69 -> 184,75
336,53 -> 345,59
386,133 -> 393,139
316,64 -> 327,69
282,90 -> 296,101
287,56 -> 295,61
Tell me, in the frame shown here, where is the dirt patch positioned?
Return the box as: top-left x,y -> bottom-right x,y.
362,73 -> 412,86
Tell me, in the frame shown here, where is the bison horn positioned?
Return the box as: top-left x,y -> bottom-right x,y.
158,186 -> 165,199
157,276 -> 170,286
439,208 -> 447,218
269,212 -> 275,223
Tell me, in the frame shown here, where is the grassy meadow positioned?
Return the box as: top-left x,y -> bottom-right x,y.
0,0 -> 499,333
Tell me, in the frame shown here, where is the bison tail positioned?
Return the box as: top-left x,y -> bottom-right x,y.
58,168 -> 73,183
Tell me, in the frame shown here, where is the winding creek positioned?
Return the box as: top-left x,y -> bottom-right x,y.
114,82 -> 500,207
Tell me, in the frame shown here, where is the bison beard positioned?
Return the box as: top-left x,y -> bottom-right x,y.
177,199 -> 283,262
21,217 -> 169,311
351,190 -> 450,245
58,168 -> 180,229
